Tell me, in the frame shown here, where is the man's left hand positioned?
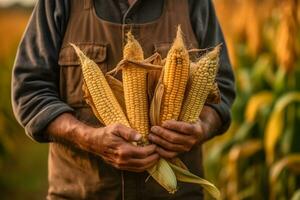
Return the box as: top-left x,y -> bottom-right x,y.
148,119 -> 208,159
148,106 -> 222,159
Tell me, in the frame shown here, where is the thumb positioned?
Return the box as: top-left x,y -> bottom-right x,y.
117,126 -> 142,142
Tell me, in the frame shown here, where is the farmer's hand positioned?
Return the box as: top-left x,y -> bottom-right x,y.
148,120 -> 207,159
46,113 -> 159,173
148,106 -> 222,159
85,123 -> 159,172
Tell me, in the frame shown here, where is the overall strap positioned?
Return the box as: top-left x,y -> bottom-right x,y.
162,0 -> 199,49
84,0 -> 93,10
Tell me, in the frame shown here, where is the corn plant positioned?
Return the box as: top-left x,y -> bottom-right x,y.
204,0 -> 300,199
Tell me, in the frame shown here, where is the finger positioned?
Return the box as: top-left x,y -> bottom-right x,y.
116,153 -> 160,170
162,120 -> 199,135
102,157 -> 116,166
151,126 -> 190,145
155,146 -> 178,159
129,153 -> 160,168
128,154 -> 160,172
148,134 -> 187,152
113,123 -> 142,142
103,147 -> 118,157
125,144 -> 157,159
116,166 -> 145,173
116,165 -> 150,173
113,164 -> 153,173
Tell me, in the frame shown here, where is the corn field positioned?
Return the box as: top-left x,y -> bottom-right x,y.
203,0 -> 300,199
0,0 -> 300,199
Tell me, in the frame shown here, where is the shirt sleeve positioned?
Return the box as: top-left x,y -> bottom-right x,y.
11,0 -> 72,142
189,0 -> 236,135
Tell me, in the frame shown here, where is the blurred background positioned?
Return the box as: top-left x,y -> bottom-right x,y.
0,0 -> 299,199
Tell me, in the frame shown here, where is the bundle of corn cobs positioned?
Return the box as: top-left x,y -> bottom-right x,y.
71,26 -> 221,199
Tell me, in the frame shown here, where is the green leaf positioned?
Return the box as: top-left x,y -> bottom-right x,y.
245,91 -> 274,123
270,154 -> 300,190
265,92 -> 300,165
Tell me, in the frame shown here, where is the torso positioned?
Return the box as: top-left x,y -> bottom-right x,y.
48,1 -> 203,199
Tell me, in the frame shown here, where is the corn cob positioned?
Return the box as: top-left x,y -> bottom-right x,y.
160,26 -> 190,124
70,44 -> 130,127
122,32 -> 150,144
179,46 -> 220,123
121,33 -> 178,192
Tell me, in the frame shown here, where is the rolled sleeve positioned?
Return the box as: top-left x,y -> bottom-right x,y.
189,0 -> 236,135
11,0 -> 71,142
206,102 -> 231,135
25,102 -> 74,142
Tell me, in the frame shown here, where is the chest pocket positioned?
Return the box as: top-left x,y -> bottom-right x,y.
58,43 -> 107,108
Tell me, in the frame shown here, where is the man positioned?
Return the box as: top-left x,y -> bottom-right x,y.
12,0 -> 235,199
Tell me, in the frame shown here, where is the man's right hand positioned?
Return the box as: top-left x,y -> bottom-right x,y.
84,123 -> 159,172
46,113 -> 159,173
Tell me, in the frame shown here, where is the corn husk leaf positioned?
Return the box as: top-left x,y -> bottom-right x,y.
105,74 -> 126,112
145,53 -> 163,102
106,57 -> 162,76
245,91 -> 274,123
148,70 -> 162,104
206,82 -> 221,104
82,82 -> 105,125
265,92 -> 300,165
169,162 -> 221,200
169,157 -> 188,170
146,53 -> 163,101
147,158 -> 178,194
150,69 -> 165,126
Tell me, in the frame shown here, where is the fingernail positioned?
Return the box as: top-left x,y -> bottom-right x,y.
162,121 -> 168,127
163,120 -> 173,126
151,126 -> 158,132
134,134 -> 142,141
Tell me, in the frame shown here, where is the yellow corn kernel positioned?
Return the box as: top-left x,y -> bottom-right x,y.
71,44 -> 130,127
122,32 -> 150,144
179,46 -> 220,123
160,26 -> 190,124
